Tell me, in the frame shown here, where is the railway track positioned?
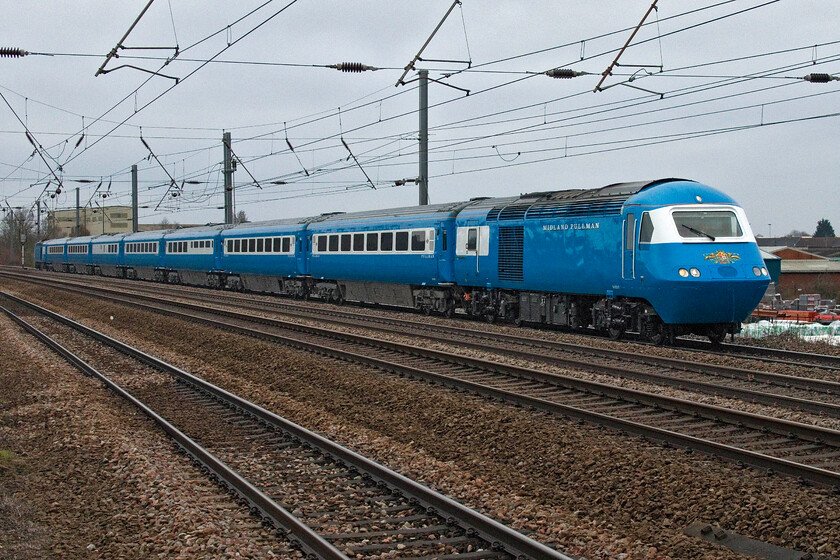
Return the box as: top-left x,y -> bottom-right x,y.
4,282 -> 840,489
1,295 -> 570,560
7,270 -> 840,420
6,267 -> 840,373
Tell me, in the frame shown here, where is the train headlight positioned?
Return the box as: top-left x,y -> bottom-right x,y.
753,266 -> 762,276
689,267 -> 701,278
761,267 -> 768,276
678,268 -> 689,278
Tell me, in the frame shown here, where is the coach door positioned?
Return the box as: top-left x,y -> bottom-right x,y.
456,225 -> 489,282
297,235 -> 308,275
622,213 -> 636,280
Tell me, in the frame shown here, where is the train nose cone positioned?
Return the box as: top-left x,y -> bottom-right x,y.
717,265 -> 738,278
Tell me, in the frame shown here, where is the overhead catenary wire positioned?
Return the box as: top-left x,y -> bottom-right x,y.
7,0 -> 788,197
3,0 -> 831,216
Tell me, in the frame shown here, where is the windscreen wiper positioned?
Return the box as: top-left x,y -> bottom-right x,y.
680,224 -> 716,241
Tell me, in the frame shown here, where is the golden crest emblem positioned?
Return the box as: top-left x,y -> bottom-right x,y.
704,250 -> 740,264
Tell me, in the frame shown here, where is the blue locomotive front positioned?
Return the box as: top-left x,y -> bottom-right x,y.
453,179 -> 768,343
619,180 -> 769,341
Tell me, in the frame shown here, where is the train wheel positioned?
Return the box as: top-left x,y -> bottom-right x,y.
707,326 -> 727,346
646,322 -> 667,346
607,325 -> 624,341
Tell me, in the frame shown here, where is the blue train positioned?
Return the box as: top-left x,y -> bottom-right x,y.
34,178 -> 770,344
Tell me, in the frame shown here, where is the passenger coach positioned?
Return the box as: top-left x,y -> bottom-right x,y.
219,219 -> 307,294
307,201 -> 471,313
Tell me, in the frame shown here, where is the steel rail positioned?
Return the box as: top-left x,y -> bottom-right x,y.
0,303 -> 347,560
8,276 -> 840,419
4,286 -> 840,489
7,267 -> 840,374
7,270 -> 840,406
1,292 -> 573,560
6,268 -> 840,371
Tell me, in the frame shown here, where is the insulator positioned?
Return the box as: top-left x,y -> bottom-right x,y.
804,73 -> 835,83
546,68 -> 579,79
333,62 -> 376,73
0,47 -> 29,58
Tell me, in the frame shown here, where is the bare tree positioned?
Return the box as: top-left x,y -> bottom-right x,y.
158,217 -> 180,230
234,210 -> 248,224
41,213 -> 62,240
1,208 -> 38,266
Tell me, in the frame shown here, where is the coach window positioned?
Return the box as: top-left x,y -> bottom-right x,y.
257,238 -> 264,253
341,234 -> 351,252
466,228 -> 478,252
396,231 -> 409,252
639,212 -> 654,243
282,237 -> 291,253
411,230 -> 425,252
366,232 -> 378,252
317,236 -> 327,253
272,238 -> 281,252
227,240 -> 233,253
353,233 -> 364,252
380,232 -> 393,251
247,238 -> 254,252
328,234 -> 339,252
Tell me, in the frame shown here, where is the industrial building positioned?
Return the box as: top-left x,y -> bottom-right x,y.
50,206 -> 134,237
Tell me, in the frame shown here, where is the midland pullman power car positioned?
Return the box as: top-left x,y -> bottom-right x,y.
34,179 -> 770,343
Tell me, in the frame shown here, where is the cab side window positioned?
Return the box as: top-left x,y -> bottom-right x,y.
466,228 -> 478,252
639,212 -> 654,243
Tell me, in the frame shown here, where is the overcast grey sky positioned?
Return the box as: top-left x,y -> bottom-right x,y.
1,0 -> 838,237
